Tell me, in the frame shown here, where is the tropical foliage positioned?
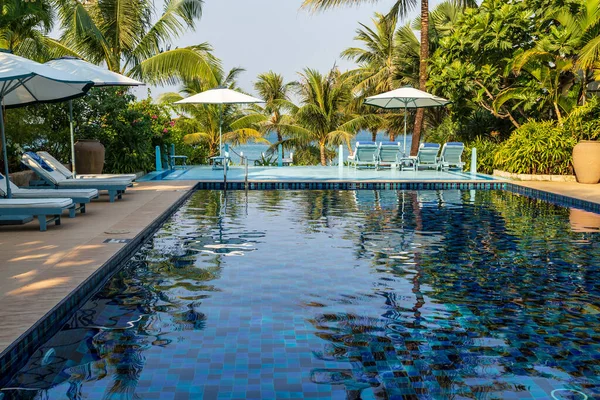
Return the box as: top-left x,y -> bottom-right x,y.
3,87 -> 190,173
3,0 -> 218,85
6,0 -> 600,174
294,68 -> 376,165
230,72 -> 300,158
160,66 -> 267,160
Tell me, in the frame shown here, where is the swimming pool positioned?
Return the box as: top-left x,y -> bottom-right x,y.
2,190 -> 599,399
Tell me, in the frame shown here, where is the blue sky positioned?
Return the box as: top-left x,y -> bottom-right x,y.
138,0 -> 444,98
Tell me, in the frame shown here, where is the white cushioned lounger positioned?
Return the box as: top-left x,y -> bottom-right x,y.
0,174 -> 98,215
0,198 -> 75,231
22,152 -> 132,203
37,151 -> 137,181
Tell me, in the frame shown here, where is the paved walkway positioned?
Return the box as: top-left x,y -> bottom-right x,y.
0,180 -> 195,352
514,181 -> 600,205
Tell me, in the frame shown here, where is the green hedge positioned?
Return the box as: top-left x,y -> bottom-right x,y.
494,120 -> 576,175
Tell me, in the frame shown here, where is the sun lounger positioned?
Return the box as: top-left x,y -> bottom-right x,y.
376,142 -> 401,170
439,142 -> 465,170
0,173 -> 98,215
348,141 -> 379,169
415,143 -> 442,170
0,198 -> 75,231
282,152 -> 294,166
22,152 -> 131,202
37,151 -> 137,181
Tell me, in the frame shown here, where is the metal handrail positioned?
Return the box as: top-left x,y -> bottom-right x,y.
223,157 -> 227,190
245,156 -> 249,191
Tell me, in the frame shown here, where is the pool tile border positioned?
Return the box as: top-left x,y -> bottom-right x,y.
506,183 -> 600,214
1,180 -> 598,386
197,181 -> 508,191
0,187 -> 197,386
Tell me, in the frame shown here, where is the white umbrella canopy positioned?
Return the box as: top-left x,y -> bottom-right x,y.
0,51 -> 93,198
174,87 -> 264,105
174,87 -> 264,156
364,86 -> 450,156
0,52 -> 93,108
364,86 -> 450,109
45,57 -> 144,87
44,57 -> 144,177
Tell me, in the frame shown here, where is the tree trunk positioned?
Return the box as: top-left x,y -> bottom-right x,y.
320,142 -> 327,166
371,129 -> 377,142
209,142 -> 216,161
554,102 -> 563,126
410,0 -> 429,157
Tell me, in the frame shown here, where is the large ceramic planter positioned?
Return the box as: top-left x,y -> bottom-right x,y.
75,139 -> 105,174
572,140 -> 600,184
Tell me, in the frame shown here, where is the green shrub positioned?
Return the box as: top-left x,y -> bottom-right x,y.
563,96 -> 600,141
293,146 -> 336,166
494,120 -> 576,175
424,117 -> 460,144
464,137 -> 500,174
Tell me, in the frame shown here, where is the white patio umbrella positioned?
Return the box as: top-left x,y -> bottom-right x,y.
174,87 -> 264,156
0,51 -> 93,198
45,57 -> 144,177
364,86 -> 450,156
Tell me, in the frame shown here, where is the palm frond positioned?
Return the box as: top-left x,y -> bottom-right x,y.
128,44 -> 221,85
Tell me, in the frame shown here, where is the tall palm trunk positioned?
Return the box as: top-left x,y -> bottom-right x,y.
319,141 -> 327,166
410,0 -> 429,157
276,130 -> 285,158
371,129 -> 377,142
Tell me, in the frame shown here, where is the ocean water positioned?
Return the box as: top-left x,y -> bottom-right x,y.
230,130 -> 412,164
3,190 -> 599,399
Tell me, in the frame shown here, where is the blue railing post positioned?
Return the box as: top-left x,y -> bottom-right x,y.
470,148 -> 477,175
277,144 -> 283,167
155,145 -> 162,171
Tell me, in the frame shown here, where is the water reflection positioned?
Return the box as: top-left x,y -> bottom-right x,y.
2,190 -> 599,399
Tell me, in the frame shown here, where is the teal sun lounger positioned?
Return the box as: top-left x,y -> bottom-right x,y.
0,198 -> 75,231
348,141 -> 379,169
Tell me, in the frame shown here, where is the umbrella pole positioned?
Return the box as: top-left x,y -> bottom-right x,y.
219,103 -> 223,157
69,100 -> 76,178
0,98 -> 11,198
403,105 -> 408,157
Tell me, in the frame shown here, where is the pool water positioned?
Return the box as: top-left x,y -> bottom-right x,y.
3,190 -> 600,399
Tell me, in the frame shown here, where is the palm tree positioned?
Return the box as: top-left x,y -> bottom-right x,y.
294,68 -> 376,165
0,0 -> 56,57
230,72 -> 300,157
549,0 -> 600,103
494,45 -> 576,125
160,67 -> 264,159
342,12 -> 401,94
302,0 -> 476,155
49,0 -> 218,84
342,3 -> 464,142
